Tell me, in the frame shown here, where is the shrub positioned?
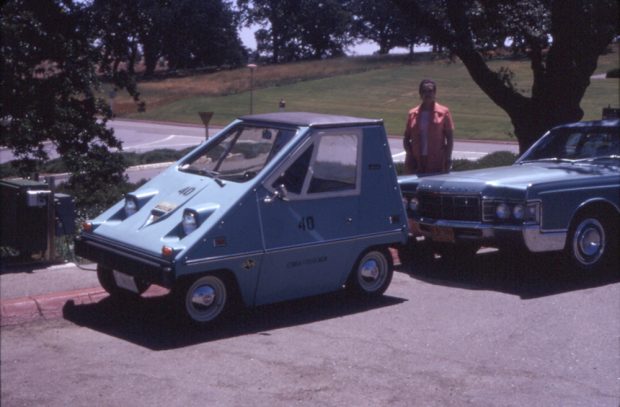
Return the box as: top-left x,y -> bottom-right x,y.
396,150 -> 518,175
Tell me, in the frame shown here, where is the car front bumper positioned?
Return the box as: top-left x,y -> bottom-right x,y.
74,234 -> 176,287
413,218 -> 566,252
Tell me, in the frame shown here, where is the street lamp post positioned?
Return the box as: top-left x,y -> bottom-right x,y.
247,64 -> 257,114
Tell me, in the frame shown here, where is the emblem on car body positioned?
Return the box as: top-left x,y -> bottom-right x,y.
242,259 -> 256,270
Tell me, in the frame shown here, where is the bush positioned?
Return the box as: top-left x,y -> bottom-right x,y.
396,150 -> 518,175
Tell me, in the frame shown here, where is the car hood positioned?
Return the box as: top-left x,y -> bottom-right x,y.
402,162 -> 619,193
87,166 -> 251,256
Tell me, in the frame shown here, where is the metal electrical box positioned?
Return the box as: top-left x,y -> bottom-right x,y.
0,179 -> 51,255
54,193 -> 76,236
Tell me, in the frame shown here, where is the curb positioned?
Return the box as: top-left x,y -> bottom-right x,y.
0,285 -> 169,327
0,287 -> 107,327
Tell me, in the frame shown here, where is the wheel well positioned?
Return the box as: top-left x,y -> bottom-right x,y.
568,201 -> 620,248
572,201 -> 620,225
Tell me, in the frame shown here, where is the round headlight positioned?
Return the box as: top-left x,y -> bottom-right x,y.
409,197 -> 419,212
182,211 -> 198,235
124,197 -> 138,217
496,203 -> 510,219
513,204 -> 525,220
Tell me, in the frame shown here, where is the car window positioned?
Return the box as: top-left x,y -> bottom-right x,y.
308,132 -> 359,193
267,127 -> 362,199
272,145 -> 313,194
522,128 -> 619,161
179,124 -> 297,182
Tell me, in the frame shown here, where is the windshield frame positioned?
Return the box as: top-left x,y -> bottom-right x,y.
178,122 -> 300,183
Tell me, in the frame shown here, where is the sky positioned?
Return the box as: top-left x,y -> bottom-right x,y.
239,25 -> 381,55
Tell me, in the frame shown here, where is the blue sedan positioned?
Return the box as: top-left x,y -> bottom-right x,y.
399,119 -> 620,272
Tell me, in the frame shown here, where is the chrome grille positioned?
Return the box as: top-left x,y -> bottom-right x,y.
417,192 -> 481,221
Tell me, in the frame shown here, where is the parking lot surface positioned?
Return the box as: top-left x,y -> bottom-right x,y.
1,250 -> 619,406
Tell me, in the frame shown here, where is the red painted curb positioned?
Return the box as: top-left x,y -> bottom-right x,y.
0,285 -> 169,327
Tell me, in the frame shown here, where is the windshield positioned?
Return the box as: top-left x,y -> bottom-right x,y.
520,127 -> 619,163
179,123 -> 297,182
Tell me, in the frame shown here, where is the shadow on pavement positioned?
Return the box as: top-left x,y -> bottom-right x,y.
398,243 -> 620,300
63,290 -> 405,350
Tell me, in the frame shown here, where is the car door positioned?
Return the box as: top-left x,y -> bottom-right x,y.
254,127 -> 363,305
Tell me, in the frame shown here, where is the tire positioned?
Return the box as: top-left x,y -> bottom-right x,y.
567,212 -> 617,272
96,265 -> 149,298
348,248 -> 393,297
174,274 -> 228,326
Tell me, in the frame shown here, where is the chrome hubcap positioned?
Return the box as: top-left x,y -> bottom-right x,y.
573,218 -> 605,266
361,260 -> 380,280
191,285 -> 216,308
185,275 -> 227,323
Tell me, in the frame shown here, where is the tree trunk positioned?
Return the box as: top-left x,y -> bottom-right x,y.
392,0 -> 617,154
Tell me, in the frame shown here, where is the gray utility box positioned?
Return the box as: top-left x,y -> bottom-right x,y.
1,179 -> 51,255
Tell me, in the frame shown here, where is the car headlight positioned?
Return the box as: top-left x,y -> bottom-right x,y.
124,197 -> 138,217
182,210 -> 198,235
496,203 -> 510,219
409,197 -> 419,212
513,204 -> 525,220
123,189 -> 159,218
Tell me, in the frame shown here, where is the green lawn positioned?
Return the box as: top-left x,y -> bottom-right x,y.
122,47 -> 619,141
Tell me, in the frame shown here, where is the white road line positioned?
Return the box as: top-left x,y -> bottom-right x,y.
123,134 -> 203,151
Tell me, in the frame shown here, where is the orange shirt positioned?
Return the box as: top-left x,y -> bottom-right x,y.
403,102 -> 454,174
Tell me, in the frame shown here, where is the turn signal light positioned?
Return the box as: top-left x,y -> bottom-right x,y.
161,246 -> 174,257
82,222 -> 93,232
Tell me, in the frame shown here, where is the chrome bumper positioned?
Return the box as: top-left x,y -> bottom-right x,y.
414,218 -> 566,252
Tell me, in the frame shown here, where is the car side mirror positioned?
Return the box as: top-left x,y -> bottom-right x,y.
264,184 -> 289,203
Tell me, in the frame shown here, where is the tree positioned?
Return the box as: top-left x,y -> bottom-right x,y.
91,0 -> 246,77
348,0 -> 420,55
1,0 -> 137,211
156,0 -> 245,71
238,0 -> 354,62
391,0 -> 618,152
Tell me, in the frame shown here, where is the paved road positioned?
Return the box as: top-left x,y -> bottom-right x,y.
1,119 -> 519,164
1,251 -> 618,406
107,119 -> 519,161
2,119 -> 519,183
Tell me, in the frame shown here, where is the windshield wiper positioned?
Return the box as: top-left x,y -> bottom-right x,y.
201,169 -> 225,187
519,157 -> 563,164
180,165 -> 225,187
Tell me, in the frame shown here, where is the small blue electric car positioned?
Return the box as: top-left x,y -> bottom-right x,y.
75,112 -> 408,325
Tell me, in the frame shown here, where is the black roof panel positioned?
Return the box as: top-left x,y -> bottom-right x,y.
239,112 -> 382,128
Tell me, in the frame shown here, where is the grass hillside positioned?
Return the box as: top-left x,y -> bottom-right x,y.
112,46 -> 619,141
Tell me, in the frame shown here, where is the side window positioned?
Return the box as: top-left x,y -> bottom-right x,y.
272,146 -> 313,194
308,131 -> 359,194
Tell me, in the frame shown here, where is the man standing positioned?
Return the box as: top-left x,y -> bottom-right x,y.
403,79 -> 454,175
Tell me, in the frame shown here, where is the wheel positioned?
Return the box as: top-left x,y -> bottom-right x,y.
97,265 -> 149,298
348,248 -> 393,297
175,274 -> 228,325
567,212 -> 617,272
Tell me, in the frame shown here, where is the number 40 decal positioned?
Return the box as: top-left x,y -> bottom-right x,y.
178,186 -> 196,196
298,216 -> 315,231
